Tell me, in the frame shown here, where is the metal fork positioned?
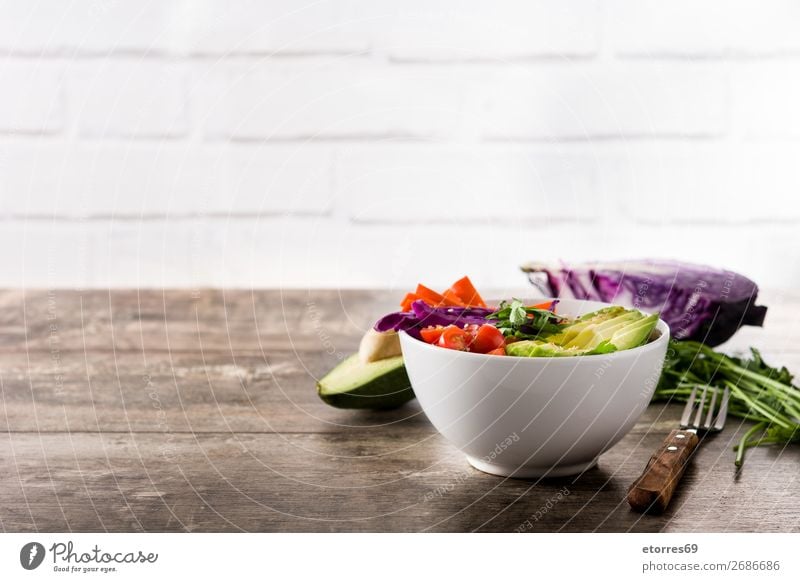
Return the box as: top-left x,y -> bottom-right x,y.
627,385 -> 730,514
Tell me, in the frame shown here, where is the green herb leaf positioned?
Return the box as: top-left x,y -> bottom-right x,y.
509,299 -> 527,326
485,299 -> 567,342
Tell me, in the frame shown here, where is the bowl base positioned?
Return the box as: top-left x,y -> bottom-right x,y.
466,455 -> 598,479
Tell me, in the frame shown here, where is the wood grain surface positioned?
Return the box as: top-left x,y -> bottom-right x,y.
1,289 -> 798,532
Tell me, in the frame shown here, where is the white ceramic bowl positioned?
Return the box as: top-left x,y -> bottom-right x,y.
399,299 -> 669,478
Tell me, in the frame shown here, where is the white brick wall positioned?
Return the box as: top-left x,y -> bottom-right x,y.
362,0 -> 600,61
609,0 -> 800,57
0,0 -> 798,290
199,62 -> 470,140
72,61 -> 190,138
479,63 -> 728,139
733,63 -> 800,137
0,1 -> 185,56
337,145 -> 600,222
0,62 -> 65,133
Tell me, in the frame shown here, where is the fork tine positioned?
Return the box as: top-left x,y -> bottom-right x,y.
692,385 -> 709,429
703,386 -> 719,430
680,386 -> 698,428
714,387 -> 730,431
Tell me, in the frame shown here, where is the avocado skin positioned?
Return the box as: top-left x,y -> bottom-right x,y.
316,354 -> 415,409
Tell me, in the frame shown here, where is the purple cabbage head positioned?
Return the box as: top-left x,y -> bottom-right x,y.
521,259 -> 767,346
374,300 -> 494,339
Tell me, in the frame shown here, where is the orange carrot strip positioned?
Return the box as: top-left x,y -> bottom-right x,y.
400,293 -> 419,311
441,289 -> 467,307
448,276 -> 486,307
415,284 -> 447,306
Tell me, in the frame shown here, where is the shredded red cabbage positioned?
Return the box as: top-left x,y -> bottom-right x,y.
374,300 -> 494,339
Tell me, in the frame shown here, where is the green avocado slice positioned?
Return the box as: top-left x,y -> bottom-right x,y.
563,312 -> 643,349
547,306 -> 628,345
505,341 -> 586,357
610,313 -> 660,350
316,354 -> 414,409
505,308 -> 659,357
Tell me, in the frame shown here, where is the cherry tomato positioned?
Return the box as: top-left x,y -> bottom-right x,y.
463,323 -> 479,335
420,326 -> 445,344
438,325 -> 471,351
469,324 -> 505,354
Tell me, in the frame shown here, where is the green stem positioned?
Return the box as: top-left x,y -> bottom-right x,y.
664,341 -> 800,466
720,361 -> 800,403
736,422 -> 766,467
725,381 -> 794,429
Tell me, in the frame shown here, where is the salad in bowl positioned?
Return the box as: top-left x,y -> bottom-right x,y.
317,277 -> 669,477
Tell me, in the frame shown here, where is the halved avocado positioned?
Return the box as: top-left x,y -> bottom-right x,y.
316,354 -> 414,409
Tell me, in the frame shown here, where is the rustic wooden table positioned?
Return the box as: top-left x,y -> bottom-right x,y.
1,289 -> 798,532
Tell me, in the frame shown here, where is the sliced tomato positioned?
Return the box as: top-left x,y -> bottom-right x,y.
462,323 -> 479,336
414,284 -> 445,306
447,276 -> 486,307
486,347 -> 506,356
400,293 -> 419,311
469,324 -> 505,354
438,325 -> 471,351
420,326 -> 445,344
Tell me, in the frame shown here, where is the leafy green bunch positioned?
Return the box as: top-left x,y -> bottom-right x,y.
655,340 -> 800,467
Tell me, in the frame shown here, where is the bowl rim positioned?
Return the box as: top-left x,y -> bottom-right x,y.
398,301 -> 670,362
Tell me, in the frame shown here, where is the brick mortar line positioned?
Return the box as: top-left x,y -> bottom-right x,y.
0,216 -> 797,226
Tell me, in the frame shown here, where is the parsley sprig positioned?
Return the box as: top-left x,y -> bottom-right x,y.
654,340 -> 800,467
486,299 -> 566,341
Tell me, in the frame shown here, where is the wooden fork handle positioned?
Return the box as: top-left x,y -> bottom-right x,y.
627,429 -> 699,514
